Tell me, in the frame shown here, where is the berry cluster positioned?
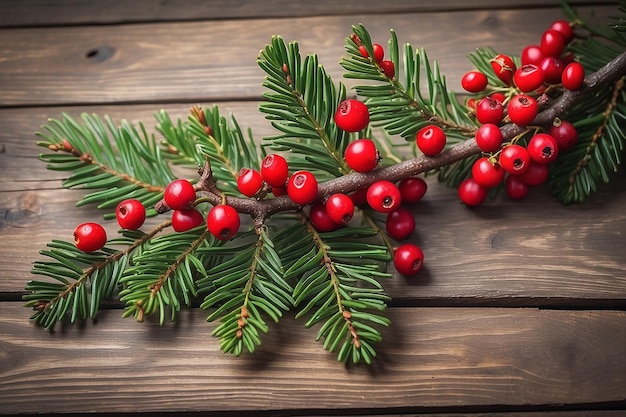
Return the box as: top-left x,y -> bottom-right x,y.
459,19 -> 582,205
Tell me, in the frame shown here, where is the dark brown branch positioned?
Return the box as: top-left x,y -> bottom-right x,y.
173,51 -> 626,225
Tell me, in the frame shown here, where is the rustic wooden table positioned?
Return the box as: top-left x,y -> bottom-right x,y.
1,1 -> 625,416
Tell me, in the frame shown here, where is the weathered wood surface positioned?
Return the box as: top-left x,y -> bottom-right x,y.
1,304 -> 625,415
0,0 -> 624,415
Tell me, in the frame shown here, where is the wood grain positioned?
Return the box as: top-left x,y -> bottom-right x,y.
0,0 -> 598,27
0,6 -> 615,106
1,304 -> 625,414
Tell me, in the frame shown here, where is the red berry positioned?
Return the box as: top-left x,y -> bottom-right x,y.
517,160 -> 549,186
476,97 -> 504,125
171,208 -> 204,232
461,71 -> 488,93
348,188 -> 368,207
386,207 -> 416,241
499,144 -> 530,174
271,186 -> 287,196
548,119 -> 578,151
540,29 -> 566,57
513,64 -> 545,93
549,20 -> 575,43
393,243 -> 424,276
237,168 -> 263,197
207,204 -> 240,241
261,153 -> 289,187
116,199 -> 146,230
366,180 -> 401,213
164,179 -> 196,211
490,92 -> 506,103
540,56 -> 565,84
398,177 -> 427,204
561,62 -> 585,91
507,94 -> 538,126
471,157 -> 505,188
506,174 -> 529,200
73,222 -> 107,252
521,45 -> 544,66
458,177 -> 488,207
344,139 -> 379,172
325,193 -> 354,224
380,60 -> 395,78
372,43 -> 385,63
359,43 -> 384,63
475,123 -> 503,153
527,133 -> 559,164
309,202 -> 341,232
490,54 -> 516,86
287,170 -> 318,205
416,125 -> 447,156
334,99 -> 369,132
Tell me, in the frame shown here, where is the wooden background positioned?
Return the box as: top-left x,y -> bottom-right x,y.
0,1 -> 625,415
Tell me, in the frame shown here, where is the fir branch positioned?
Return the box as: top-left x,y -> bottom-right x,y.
289,216 -> 391,364
24,220 -> 171,328
258,35 -> 351,179
198,228 -> 293,356
120,225 -> 210,324
37,113 -> 176,217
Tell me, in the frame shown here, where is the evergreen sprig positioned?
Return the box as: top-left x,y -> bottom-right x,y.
257,35 -> 351,180
36,113 -> 176,218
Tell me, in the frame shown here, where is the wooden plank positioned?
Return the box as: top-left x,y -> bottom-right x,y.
1,304 -> 625,414
0,6 -> 616,106
0,0 -> 599,27
1,104 -> 625,305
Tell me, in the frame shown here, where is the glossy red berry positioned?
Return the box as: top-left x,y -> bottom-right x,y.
461,71 -> 488,93
561,62 -> 585,91
344,139 -> 379,172
499,144 -> 530,174
207,204 -> 240,240
393,243 -> 424,276
517,160 -> 549,186
471,157 -> 506,188
458,177 -> 488,207
490,54 -> 516,86
366,180 -> 401,213
521,45 -> 544,66
287,170 -> 318,205
548,119 -> 578,151
505,174 -> 529,200
73,222 -> 107,252
359,43 -> 384,63
325,193 -> 354,224
549,20 -> 575,43
334,99 -> 369,132
527,133 -> 559,164
386,207 -> 416,241
237,168 -> 263,197
513,64 -> 545,93
416,125 -> 447,156
261,153 -> 289,187
540,56 -> 565,84
507,94 -> 538,126
116,199 -> 146,230
540,29 -> 566,57
398,177 -> 428,204
475,123 -> 503,153
171,208 -> 204,232
164,179 -> 196,211
348,188 -> 368,207
309,202 -> 341,232
476,97 -> 504,125
380,60 -> 395,78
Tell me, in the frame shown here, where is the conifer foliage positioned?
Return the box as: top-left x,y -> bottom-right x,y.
24,3 -> 626,364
